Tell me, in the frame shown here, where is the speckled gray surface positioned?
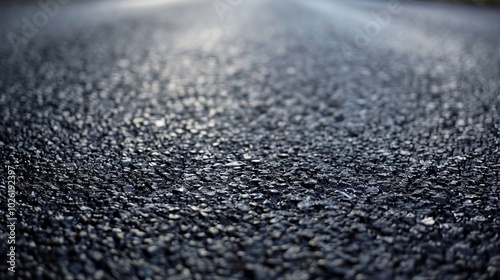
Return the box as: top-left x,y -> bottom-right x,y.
1,0 -> 499,279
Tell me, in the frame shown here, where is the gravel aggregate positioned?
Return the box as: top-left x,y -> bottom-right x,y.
1,0 -> 499,279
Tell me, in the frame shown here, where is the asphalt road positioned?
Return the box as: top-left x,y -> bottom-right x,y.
1,0 -> 500,279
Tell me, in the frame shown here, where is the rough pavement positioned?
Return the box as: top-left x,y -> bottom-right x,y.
1,0 -> 500,279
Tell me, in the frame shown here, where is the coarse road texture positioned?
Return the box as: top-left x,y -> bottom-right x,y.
1,0 -> 500,279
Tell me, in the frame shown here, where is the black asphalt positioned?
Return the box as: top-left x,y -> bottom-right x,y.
1,0 -> 500,279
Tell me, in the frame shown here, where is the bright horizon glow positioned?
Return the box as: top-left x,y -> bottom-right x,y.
119,0 -> 191,9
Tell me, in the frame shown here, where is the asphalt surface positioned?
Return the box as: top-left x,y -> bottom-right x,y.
1,0 -> 500,279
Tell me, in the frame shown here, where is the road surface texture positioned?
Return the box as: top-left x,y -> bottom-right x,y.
1,0 -> 500,279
